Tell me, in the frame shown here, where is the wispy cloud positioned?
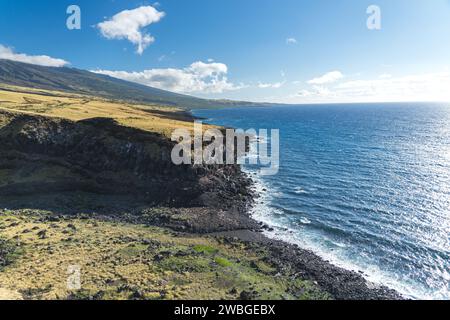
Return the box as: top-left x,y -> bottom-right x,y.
307,71 -> 344,85
258,81 -> 285,89
0,45 -> 69,67
97,6 -> 165,55
286,37 -> 298,45
92,61 -> 243,94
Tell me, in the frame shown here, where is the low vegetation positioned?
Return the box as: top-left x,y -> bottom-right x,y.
0,209 -> 330,300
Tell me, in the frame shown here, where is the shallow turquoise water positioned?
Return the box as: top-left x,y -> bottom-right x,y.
194,103 -> 450,300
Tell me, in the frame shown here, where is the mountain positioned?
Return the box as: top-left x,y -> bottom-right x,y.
0,59 -> 258,109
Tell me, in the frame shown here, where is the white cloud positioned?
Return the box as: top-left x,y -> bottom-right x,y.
335,72 -> 450,101
308,71 -> 344,85
296,86 -> 332,98
258,81 -> 285,89
97,6 -> 165,55
92,61 -> 243,94
0,45 -> 69,67
286,38 -> 298,45
291,71 -> 450,103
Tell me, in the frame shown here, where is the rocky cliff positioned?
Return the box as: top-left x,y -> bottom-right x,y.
0,110 -> 252,213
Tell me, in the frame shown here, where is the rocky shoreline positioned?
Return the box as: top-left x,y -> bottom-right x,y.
189,170 -> 404,300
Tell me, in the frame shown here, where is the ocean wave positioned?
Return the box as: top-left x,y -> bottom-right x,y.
294,187 -> 310,195
299,217 -> 312,225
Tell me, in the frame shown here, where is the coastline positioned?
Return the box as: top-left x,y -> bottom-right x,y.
211,169 -> 404,300
0,104 -> 402,300
189,108 -> 404,300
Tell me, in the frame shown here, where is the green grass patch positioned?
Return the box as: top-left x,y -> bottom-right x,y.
215,257 -> 233,268
193,245 -> 218,255
251,260 -> 277,274
158,255 -> 212,273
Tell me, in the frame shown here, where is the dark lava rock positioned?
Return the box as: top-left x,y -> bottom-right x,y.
37,230 -> 47,239
239,290 -> 257,300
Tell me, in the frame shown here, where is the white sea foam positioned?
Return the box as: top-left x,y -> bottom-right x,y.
299,217 -> 312,225
294,187 -> 309,195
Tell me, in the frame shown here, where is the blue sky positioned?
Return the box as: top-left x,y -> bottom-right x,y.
1,0 -> 450,103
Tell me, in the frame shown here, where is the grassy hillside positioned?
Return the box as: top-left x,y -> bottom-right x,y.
0,59 -> 260,110
0,84 -> 216,137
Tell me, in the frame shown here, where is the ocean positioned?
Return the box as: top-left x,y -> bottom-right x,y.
193,103 -> 450,300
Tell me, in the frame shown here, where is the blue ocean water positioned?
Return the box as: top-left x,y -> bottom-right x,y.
193,103 -> 450,300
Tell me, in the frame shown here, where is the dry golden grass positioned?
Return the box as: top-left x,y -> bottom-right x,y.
0,84 -> 215,137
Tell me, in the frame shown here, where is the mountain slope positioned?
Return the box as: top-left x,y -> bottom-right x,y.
0,59 -> 254,109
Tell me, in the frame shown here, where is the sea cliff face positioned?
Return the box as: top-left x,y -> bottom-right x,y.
0,111 -> 252,210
